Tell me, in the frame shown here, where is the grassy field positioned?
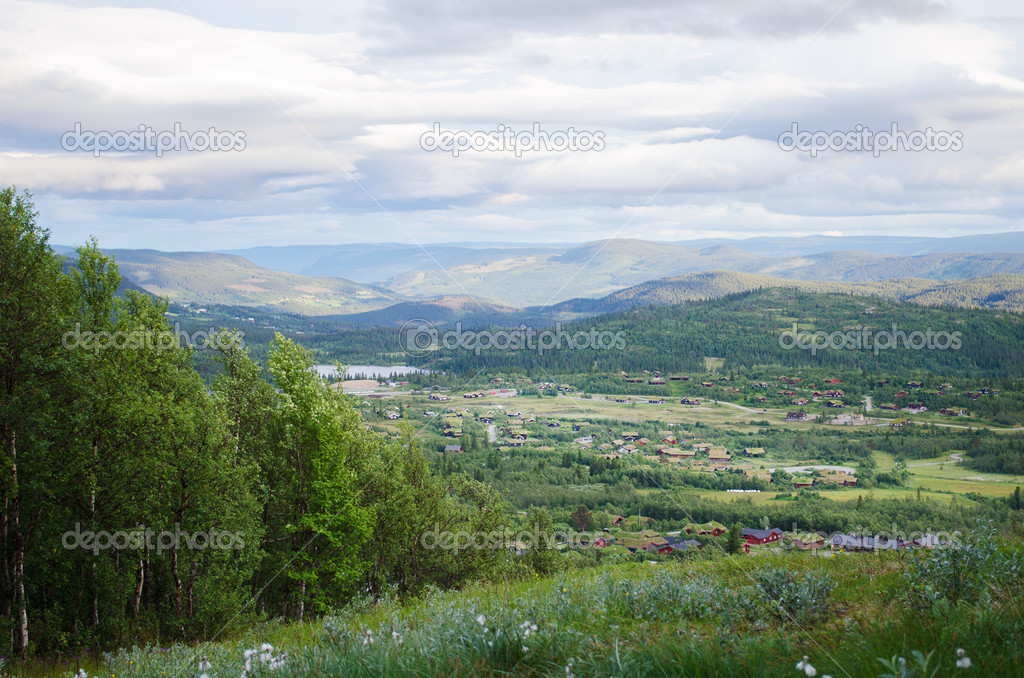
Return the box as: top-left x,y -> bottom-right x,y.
35,544 -> 1024,677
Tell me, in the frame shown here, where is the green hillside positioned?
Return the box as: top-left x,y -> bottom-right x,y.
110,249 -> 404,314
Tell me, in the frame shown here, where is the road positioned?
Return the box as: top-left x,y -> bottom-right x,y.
487,424 -> 496,443
864,395 -> 873,411
906,452 -> 964,468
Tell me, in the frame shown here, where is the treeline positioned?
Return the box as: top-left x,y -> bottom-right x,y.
0,189 -> 509,657
406,290 -> 1024,377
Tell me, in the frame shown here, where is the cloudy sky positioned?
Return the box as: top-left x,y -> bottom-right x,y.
2,0 -> 1023,249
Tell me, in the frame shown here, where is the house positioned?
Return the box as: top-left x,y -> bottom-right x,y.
940,408 -> 968,417
504,439 -> 524,447
478,415 -> 494,424
830,534 -> 906,551
890,418 -> 908,428
669,375 -> 687,381
547,421 -> 562,427
622,431 -> 640,441
683,522 -> 727,537
907,381 -> 923,389
907,403 -> 927,412
700,381 -> 715,387
444,444 -> 463,453
823,390 -> 845,398
647,397 -> 666,405
786,412 -> 808,421
793,479 -> 814,488
792,533 -> 827,550
648,378 -> 666,386
824,378 -> 842,384
680,397 -> 702,405
742,527 -> 783,545
661,436 -> 678,445
879,403 -> 899,410
614,397 -> 631,403
791,398 -> 809,406
708,448 -> 732,461
429,393 -> 450,402
825,400 -> 845,408
743,447 -> 766,457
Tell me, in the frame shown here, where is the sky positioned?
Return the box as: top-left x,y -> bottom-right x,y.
2,0 -> 1024,250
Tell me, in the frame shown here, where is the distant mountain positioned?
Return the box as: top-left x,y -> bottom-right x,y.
218,243 -> 562,282
670,231 -> 1024,257
108,249 -> 403,315
383,238 -> 1024,305
68,234 -> 1024,314
542,271 -> 1024,317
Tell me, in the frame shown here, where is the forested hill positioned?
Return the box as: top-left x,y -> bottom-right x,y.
424,288 -> 1024,378
541,271 -> 1024,317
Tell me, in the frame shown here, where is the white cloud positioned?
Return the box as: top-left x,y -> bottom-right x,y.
0,0 -> 1022,248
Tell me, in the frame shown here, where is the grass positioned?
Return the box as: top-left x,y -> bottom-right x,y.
40,546 -> 1024,677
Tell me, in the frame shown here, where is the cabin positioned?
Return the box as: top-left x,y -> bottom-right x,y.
700,381 -> 715,387
940,408 -> 968,417
622,431 -> 640,441
824,378 -> 842,385
791,398 -> 809,406
742,528 -> 782,545
647,397 -> 666,405
429,393 -> 450,401
680,397 -> 702,405
444,444 -> 463,453
786,412 -> 808,421
743,447 -> 766,457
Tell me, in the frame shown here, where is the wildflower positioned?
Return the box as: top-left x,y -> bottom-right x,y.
362,629 -> 374,646
392,630 -> 404,646
796,656 -> 817,677
520,621 -> 538,637
199,658 -> 212,671
476,613 -> 487,626
956,648 -> 972,669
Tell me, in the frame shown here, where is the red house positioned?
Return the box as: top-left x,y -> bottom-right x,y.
742,528 -> 783,545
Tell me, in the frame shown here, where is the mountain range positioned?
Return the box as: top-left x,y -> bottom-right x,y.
56,232 -> 1024,321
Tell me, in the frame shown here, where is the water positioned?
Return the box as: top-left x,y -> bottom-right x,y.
313,364 -> 430,379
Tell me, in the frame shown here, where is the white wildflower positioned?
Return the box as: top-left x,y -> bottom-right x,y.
956,648 -> 972,669
796,656 -> 817,677
476,613 -> 487,626
199,658 -> 212,671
